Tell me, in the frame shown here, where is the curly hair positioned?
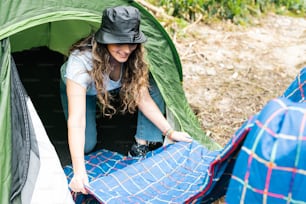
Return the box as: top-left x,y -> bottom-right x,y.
69,35 -> 149,117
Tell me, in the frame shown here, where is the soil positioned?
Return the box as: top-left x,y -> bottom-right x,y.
173,13 -> 306,147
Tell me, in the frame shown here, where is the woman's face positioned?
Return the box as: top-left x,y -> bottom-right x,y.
107,44 -> 138,63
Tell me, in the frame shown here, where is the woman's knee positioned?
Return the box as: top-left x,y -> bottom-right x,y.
84,139 -> 96,154
84,127 -> 97,154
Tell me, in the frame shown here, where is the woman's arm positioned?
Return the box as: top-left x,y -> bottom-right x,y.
137,88 -> 192,142
66,79 -> 89,194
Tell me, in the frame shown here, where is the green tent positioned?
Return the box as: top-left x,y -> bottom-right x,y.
0,0 -> 220,203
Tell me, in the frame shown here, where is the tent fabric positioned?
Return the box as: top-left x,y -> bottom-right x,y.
9,54 -> 74,203
10,57 -> 37,202
0,37 -> 74,203
23,98 -> 74,204
0,38 -> 12,204
226,67 -> 306,203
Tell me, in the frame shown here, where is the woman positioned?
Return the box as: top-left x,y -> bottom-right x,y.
60,6 -> 193,194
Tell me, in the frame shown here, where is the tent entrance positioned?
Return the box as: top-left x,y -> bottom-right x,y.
12,46 -> 139,166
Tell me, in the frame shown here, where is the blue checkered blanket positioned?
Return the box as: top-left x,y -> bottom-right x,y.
63,116 -> 252,203
226,67 -> 306,203
64,126 -> 249,203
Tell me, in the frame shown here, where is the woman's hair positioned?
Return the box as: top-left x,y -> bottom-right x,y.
70,35 -> 149,117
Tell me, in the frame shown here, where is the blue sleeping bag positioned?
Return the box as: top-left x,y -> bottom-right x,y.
226,67 -> 306,203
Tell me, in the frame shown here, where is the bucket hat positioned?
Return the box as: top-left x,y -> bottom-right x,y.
95,6 -> 147,44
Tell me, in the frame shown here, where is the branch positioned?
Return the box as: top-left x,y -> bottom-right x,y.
135,0 -> 174,20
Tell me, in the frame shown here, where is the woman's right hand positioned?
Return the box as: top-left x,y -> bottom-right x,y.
69,171 -> 89,194
169,131 -> 193,143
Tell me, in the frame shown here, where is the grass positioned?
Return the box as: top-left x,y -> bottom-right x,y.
148,0 -> 306,24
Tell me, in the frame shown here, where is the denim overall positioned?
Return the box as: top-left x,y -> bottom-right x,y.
60,74 -> 165,153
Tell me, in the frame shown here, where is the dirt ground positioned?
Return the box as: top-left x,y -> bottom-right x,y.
173,13 -> 306,147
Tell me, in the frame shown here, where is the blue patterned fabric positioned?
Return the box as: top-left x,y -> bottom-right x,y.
85,142 -> 225,203
64,124 -> 250,203
226,67 -> 306,204
283,67 -> 305,103
64,150 -> 142,203
226,97 -> 306,203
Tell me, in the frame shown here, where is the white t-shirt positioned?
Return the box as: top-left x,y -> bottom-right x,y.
61,50 -> 122,95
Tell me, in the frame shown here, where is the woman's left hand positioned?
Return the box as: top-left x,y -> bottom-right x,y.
169,131 -> 193,143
